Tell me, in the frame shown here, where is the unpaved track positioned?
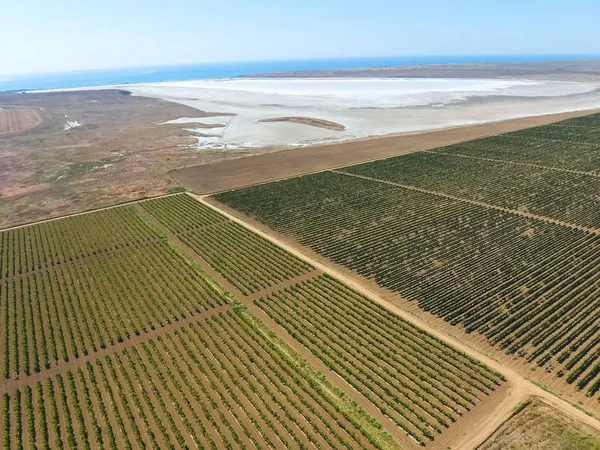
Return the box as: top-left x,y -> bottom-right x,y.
0,304 -> 232,396
173,109 -> 600,194
5,190 -> 600,447
136,205 -> 414,447
199,194 -> 600,448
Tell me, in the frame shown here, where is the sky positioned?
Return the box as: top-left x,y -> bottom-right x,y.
2,0 -> 600,76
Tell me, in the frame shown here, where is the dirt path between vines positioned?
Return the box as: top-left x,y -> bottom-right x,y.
4,188 -> 600,447
200,194 -> 600,449
0,303 -> 233,395
135,205 -> 416,447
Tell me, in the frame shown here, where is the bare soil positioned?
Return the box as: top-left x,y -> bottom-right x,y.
173,109 -> 600,194
258,116 -> 346,131
479,397 -> 600,450
0,89 -> 250,229
0,108 -> 41,134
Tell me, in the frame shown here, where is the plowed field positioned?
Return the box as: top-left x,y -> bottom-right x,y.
0,109 -> 40,134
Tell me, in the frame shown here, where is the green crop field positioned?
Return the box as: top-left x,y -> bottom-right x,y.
215,112 -> 600,400
0,194 -> 504,449
141,194 -> 314,295
256,274 -> 504,446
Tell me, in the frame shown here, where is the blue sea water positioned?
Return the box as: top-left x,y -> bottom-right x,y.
1,54 -> 598,92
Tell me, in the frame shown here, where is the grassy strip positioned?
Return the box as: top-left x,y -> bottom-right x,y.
134,207 -> 168,241
233,303 -> 401,450
164,240 -> 237,304
511,398 -> 532,417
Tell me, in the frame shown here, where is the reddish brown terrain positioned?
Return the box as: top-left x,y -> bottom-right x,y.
258,116 -> 346,131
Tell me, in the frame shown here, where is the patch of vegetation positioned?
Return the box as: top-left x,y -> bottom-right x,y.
167,186 -> 186,194
480,398 -> 600,450
33,161 -> 113,183
511,398 -> 532,417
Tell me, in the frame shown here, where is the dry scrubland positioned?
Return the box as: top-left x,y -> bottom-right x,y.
215,112 -> 600,411
0,194 -> 504,449
0,90 -> 251,229
479,397 -> 600,449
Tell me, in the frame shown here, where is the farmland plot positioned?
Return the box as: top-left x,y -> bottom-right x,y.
341,152 -> 600,229
140,194 -> 506,447
0,109 -> 41,134
1,309 -> 391,450
1,197 -> 400,450
256,274 -> 504,446
214,151 -> 600,399
0,205 -> 232,380
141,195 -> 314,295
436,113 -> 600,171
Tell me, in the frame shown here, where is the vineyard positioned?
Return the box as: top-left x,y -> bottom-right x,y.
255,274 -> 504,446
0,192 -> 514,448
1,308 -> 394,450
214,112 -> 600,402
438,112 -> 600,171
0,196 -> 408,450
341,151 -> 600,229
0,206 -> 228,381
141,195 -> 314,295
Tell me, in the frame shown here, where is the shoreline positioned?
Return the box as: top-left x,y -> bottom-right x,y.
171,107 -> 600,194
123,77 -> 600,150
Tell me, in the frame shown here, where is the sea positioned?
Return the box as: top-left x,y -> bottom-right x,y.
0,54 -> 598,92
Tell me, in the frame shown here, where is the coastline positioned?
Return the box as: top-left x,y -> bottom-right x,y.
122,77 -> 600,150
171,107 -> 600,194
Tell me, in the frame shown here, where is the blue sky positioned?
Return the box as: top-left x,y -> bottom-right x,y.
2,0 -> 599,75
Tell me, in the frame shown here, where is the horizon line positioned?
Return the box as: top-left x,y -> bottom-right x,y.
3,52 -> 600,79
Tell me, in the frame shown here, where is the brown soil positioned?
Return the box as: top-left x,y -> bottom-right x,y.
0,108 -> 41,134
173,109 -> 600,194
258,116 -> 346,131
479,397 -> 600,449
0,89 -> 248,229
184,122 -> 225,128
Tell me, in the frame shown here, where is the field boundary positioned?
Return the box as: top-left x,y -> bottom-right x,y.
199,193 -> 600,446
0,192 -> 182,233
135,199 -> 415,446
0,304 -> 232,396
172,108 -> 600,195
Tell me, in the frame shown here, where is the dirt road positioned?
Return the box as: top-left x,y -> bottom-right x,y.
199,194 -> 600,449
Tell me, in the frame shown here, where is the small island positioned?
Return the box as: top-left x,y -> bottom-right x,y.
258,116 -> 346,131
